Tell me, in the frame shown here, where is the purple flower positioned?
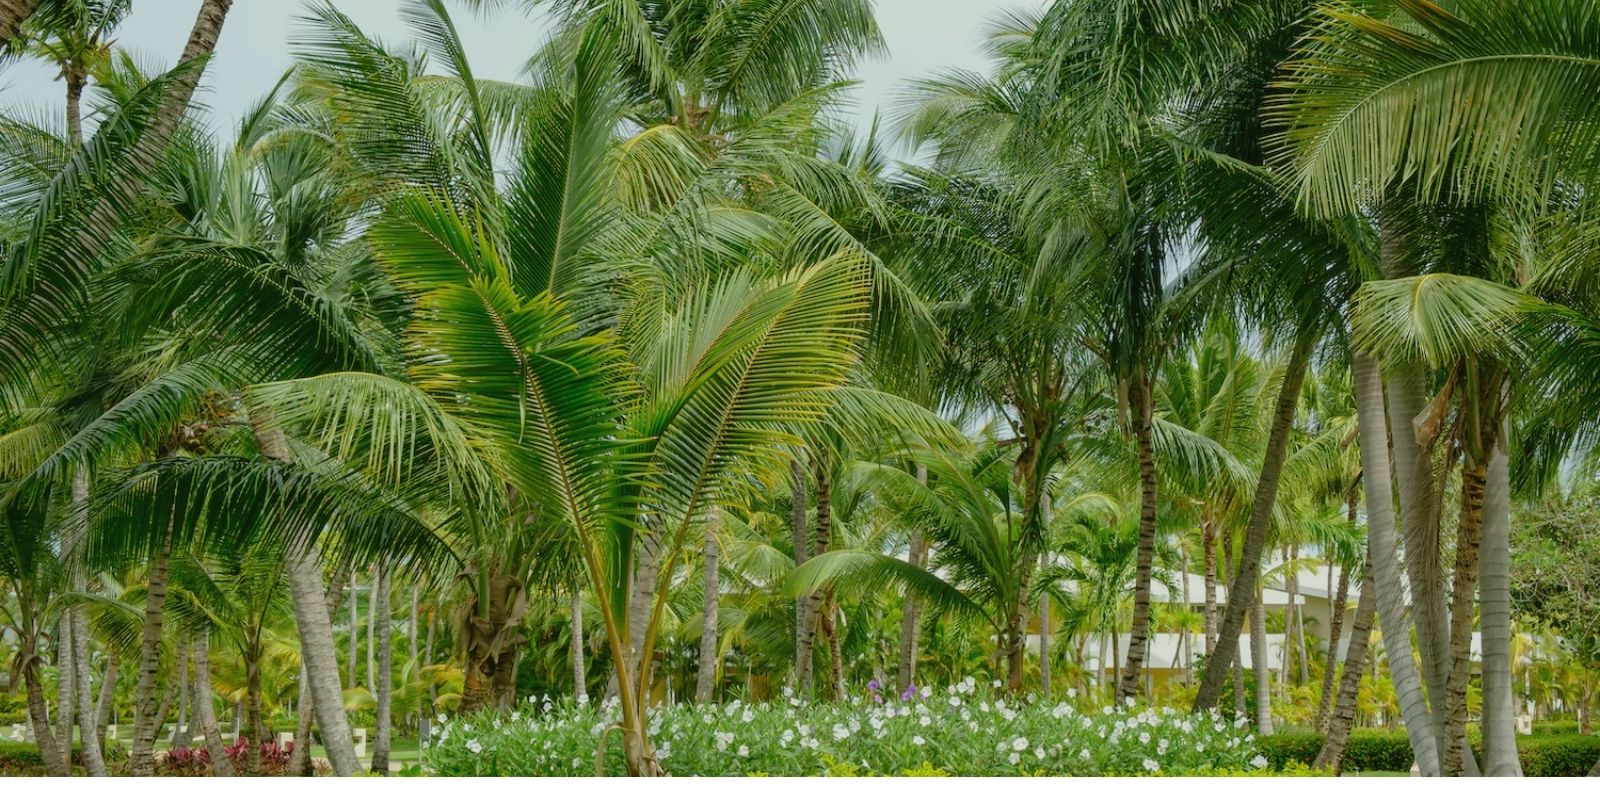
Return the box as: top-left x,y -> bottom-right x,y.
868,679 -> 880,692
901,684 -> 917,702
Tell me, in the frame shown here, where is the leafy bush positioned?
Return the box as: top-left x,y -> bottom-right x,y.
157,738 -> 295,776
1343,730 -> 1415,772
427,680 -> 1269,776
0,694 -> 26,725
0,739 -> 123,776
1256,731 -> 1323,769
1530,720 -> 1581,736
1518,734 -> 1600,777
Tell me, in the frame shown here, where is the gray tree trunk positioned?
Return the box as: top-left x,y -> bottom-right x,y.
791,457 -> 811,691
192,634 -> 233,776
1251,586 -> 1273,735
348,571 -> 358,688
55,616 -> 74,760
1202,519 -> 1217,653
1315,554 -> 1376,774
1119,377 -> 1158,700
1352,351 -> 1440,774
1315,564 -> 1350,732
570,593 -> 586,699
69,469 -> 106,774
372,563 -> 392,774
1038,593 -> 1052,698
171,632 -> 189,746
694,513 -> 720,703
897,464 -> 930,692
127,534 -> 172,776
1479,423 -> 1521,775
94,652 -> 118,759
24,653 -> 69,775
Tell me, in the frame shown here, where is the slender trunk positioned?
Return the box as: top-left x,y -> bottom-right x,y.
823,600 -> 844,701
171,632 -> 189,746
790,457 -> 811,691
290,661 -> 314,776
65,73 -> 85,148
94,652 -> 118,759
250,412 -> 360,777
25,652 -> 70,775
1315,554 -> 1377,774
366,567 -> 377,698
1285,545 -> 1302,687
798,462 -> 831,697
1351,350 -> 1440,774
1251,585 -> 1273,735
348,571 -> 358,687
245,646 -> 263,774
424,607 -> 437,710
67,469 -> 105,773
1194,337 -> 1311,708
372,563 -> 392,774
0,0 -> 43,51
128,533 -> 172,776
1386,370 -> 1452,722
1480,418 -> 1521,775
1441,454 -> 1487,775
694,515 -> 720,703
55,617 -> 74,759
1097,634 -> 1110,697
1202,518 -> 1217,653
1316,564 -> 1350,732
1038,593 -> 1052,699
409,583 -> 420,730
898,465 -> 929,692
1119,376 -> 1158,700
191,635 -> 232,776
570,594 -> 587,699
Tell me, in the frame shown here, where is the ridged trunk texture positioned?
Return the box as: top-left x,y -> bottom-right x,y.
68,470 -> 105,774
1441,455 -> 1487,775
55,616 -> 74,760
1038,592 -> 1052,698
372,563 -> 392,774
1314,555 -> 1376,774
570,594 -> 587,699
1315,564 -> 1350,733
244,643 -> 264,774
1202,518 -> 1217,653
23,635 -> 68,775
1119,377 -> 1158,700
94,652 -> 118,759
897,463 -> 929,692
192,635 -> 233,776
695,517 -> 720,703
797,463 -> 831,697
172,632 -> 189,746
289,574 -> 346,777
460,573 -> 527,714
823,602 -> 844,701
251,413 -> 360,776
1351,351 -> 1440,774
1479,420 -> 1521,775
347,572 -> 358,688
1251,587 -> 1273,735
127,533 -> 172,776
0,0 -> 42,50
1194,338 -> 1310,708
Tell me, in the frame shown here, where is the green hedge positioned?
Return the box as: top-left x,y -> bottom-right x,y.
0,740 -> 127,776
1259,730 -> 1600,776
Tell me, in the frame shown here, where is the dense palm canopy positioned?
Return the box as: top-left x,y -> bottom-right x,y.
3,0 -> 1600,780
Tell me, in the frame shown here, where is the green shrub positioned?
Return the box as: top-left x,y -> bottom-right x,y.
1257,732 -> 1322,769
1343,730 -> 1415,772
0,694 -> 26,726
1530,720 -> 1581,737
1518,734 -> 1600,777
0,740 -> 122,776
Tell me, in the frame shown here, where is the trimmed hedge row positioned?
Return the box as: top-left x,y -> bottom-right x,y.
1258,730 -> 1600,776
0,740 -> 128,776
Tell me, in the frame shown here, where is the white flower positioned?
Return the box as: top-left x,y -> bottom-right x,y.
1034,747 -> 1045,759
436,713 -> 447,724
466,739 -> 483,754
1066,688 -> 1077,699
949,696 -> 962,707
832,724 -> 850,741
919,715 -> 932,727
780,729 -> 795,744
715,731 -> 735,752
577,693 -> 589,706
920,686 -> 932,699
992,680 -> 1003,688
738,745 -> 749,758
1142,758 -> 1159,772
912,735 -> 926,746
1196,743 -> 1206,753
741,709 -> 755,723
1139,732 -> 1150,744
1078,748 -> 1090,760
1012,736 -> 1028,752
510,711 -> 520,722
1251,755 -> 1268,769
1008,753 -> 1020,765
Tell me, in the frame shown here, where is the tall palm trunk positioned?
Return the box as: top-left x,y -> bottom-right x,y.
55,616 -> 74,760
250,412 -> 360,776
290,573 -> 347,777
1194,337 -> 1311,708
1441,451 -> 1487,775
409,583 -> 420,726
1251,585 -> 1273,735
1119,376 -> 1158,700
1202,518 -> 1217,653
790,458 -> 811,690
21,628 -> 68,775
694,519 -> 720,703
366,567 -> 377,697
1479,420 -> 1521,775
897,463 -> 929,692
1038,593 -> 1052,698
823,600 -> 844,700
347,571 -> 358,686
570,593 -> 586,699
245,643 -> 264,774
1315,564 -> 1350,732
171,632 -> 189,746
127,533 -> 172,776
797,462 -> 832,697
1351,350 -> 1440,774
94,651 -> 118,759
191,635 -> 233,776
67,469 -> 106,774
1315,554 -> 1376,773
372,563 -> 392,774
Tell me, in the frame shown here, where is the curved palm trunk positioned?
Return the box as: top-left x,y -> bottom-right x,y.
1315,555 -> 1376,774
1441,453 -> 1487,775
372,563 -> 392,774
191,635 -> 233,776
23,636 -> 69,775
1315,564 -> 1350,732
1351,351 -> 1440,774
1202,518 -> 1218,653
67,470 -> 107,774
127,533 -> 172,776
1251,585 -> 1273,735
694,520 -> 720,703
1480,422 -> 1521,775
366,568 -> 377,697
1119,377 -> 1158,700
1194,338 -> 1311,708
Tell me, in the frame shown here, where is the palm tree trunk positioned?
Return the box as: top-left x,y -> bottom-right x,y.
171,631 -> 189,747
798,462 -> 832,697
0,0 -> 41,51
1441,453 -> 1487,775
191,635 -> 233,776
128,533 -> 172,776
694,517 -> 720,704
245,645 -> 264,774
290,662 -> 314,776
790,457 -> 811,691
1120,375 -> 1159,700
372,562 -> 392,775
570,593 -> 586,699
1480,419 -> 1521,775
250,412 -> 360,777
55,617 -> 75,760
409,583 -> 420,728
898,463 -> 930,692
94,651 -> 118,758
1251,585 -> 1273,735
1315,564 -> 1350,732
366,567 -> 377,698
1351,350 -> 1440,774
1315,553 -> 1376,774
347,571 -> 358,687
1038,593 -> 1052,699
823,600 -> 844,700
1202,518 -> 1217,653
1194,336 -> 1312,708
66,469 -> 106,773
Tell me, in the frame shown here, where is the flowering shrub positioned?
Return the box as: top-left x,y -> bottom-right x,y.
426,678 -> 1267,776
159,738 -> 294,776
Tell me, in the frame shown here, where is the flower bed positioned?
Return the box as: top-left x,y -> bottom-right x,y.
426,678 -> 1269,776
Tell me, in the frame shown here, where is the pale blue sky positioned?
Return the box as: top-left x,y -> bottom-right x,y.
0,0 -> 1028,156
